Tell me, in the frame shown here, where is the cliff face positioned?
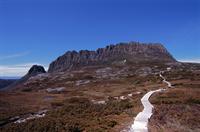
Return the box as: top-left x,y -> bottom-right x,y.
26,65 -> 46,78
48,42 -> 176,72
18,65 -> 46,83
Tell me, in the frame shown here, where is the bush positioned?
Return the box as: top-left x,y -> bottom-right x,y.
67,122 -> 84,132
1,97 -> 133,132
22,88 -> 32,92
186,98 -> 200,104
107,120 -> 117,128
51,101 -> 64,107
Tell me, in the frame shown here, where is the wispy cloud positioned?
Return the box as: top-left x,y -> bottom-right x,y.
0,63 -> 48,77
178,58 -> 200,63
0,51 -> 30,61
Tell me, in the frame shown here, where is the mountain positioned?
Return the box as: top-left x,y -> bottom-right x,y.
48,42 -> 176,73
4,65 -> 46,90
25,65 -> 46,78
3,42 -> 176,91
1,42 -> 200,132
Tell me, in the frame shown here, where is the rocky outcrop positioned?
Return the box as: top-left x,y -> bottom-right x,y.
25,65 -> 46,78
17,65 -> 46,86
48,42 -> 176,72
4,65 -> 46,91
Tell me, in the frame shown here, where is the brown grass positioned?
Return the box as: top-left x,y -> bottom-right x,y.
1,97 -> 135,132
149,86 -> 200,132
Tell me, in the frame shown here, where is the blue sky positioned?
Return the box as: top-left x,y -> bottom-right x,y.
0,0 -> 200,76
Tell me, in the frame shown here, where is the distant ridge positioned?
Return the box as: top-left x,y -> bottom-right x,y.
0,79 -> 17,89
48,42 -> 176,72
0,76 -> 21,80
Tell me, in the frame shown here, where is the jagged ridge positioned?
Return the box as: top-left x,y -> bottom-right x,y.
48,42 -> 176,72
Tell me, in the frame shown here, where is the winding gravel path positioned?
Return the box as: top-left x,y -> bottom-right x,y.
130,73 -> 171,132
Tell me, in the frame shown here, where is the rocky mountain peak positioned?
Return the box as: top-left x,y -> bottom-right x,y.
3,65 -> 46,90
27,65 -> 46,77
48,42 -> 176,73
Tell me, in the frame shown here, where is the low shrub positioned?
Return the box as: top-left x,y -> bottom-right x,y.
186,98 -> 200,104
1,97 -> 133,132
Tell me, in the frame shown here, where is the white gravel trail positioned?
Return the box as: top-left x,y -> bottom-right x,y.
129,73 -> 171,132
